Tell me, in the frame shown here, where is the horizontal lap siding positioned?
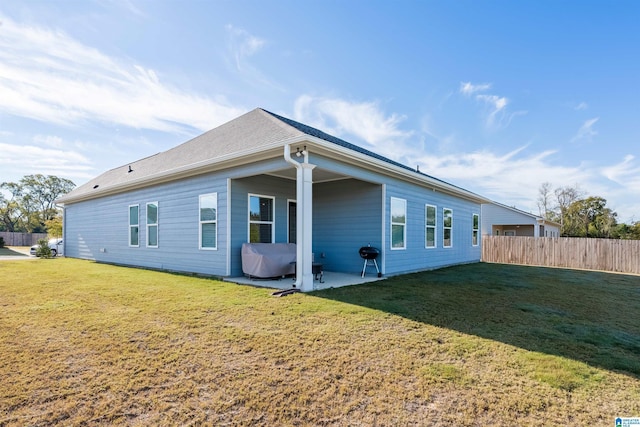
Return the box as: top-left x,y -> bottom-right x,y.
384,182 -> 481,275
311,154 -> 481,276
65,173 -> 228,276
229,175 -> 296,276
313,179 -> 382,274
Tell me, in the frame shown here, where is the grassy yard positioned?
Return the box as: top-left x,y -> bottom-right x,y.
1,259 -> 639,426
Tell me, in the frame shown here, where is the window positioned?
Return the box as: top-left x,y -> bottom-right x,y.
425,204 -> 436,248
288,200 -> 296,244
443,208 -> 453,248
391,197 -> 406,249
146,202 -> 158,248
472,213 -> 479,246
249,194 -> 274,243
199,193 -> 217,249
129,205 -> 139,247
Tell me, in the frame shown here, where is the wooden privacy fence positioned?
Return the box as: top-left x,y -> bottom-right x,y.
0,232 -> 48,247
482,236 -> 640,275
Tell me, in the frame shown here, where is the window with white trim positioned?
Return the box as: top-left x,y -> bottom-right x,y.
129,205 -> 139,247
146,202 -> 158,248
425,204 -> 436,248
249,194 -> 274,243
472,213 -> 479,246
443,208 -> 453,248
199,193 -> 217,250
391,197 -> 406,249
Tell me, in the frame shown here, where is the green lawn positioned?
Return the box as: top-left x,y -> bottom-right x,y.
1,259 -> 638,426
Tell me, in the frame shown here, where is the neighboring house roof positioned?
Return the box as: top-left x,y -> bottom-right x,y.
483,200 -> 561,227
58,108 -> 488,204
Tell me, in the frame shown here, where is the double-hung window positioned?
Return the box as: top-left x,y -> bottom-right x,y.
146,202 -> 158,248
472,213 -> 479,246
199,193 -> 217,249
249,194 -> 274,243
425,204 -> 436,248
129,205 -> 139,247
443,208 -> 453,248
391,197 -> 406,249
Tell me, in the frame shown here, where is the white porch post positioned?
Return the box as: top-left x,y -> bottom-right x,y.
283,145 -> 316,292
298,162 -> 315,292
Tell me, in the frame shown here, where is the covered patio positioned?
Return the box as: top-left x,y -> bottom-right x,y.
225,270 -> 386,292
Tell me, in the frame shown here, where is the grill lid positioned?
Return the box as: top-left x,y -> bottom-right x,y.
359,246 -> 380,259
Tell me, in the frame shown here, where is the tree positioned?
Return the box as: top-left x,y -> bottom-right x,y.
0,183 -> 26,232
564,196 -> 617,238
615,221 -> 640,240
0,174 -> 75,233
554,185 -> 583,236
45,216 -> 63,238
536,182 -> 554,220
19,174 -> 75,224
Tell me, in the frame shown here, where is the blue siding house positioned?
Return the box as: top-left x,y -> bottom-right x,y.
57,108 -> 488,291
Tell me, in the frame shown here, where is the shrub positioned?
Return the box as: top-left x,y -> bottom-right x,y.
36,239 -> 53,259
0,237 -> 4,248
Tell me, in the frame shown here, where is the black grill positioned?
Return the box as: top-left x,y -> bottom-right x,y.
359,245 -> 381,277
359,246 -> 380,260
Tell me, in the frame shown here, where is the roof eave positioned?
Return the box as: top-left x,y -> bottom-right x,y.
56,139 -> 300,204
57,133 -> 489,206
298,136 -> 490,204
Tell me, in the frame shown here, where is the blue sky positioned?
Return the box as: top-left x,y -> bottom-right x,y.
1,1 -> 639,222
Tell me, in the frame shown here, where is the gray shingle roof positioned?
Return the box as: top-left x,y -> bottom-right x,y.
262,109 -> 463,190
58,107 -> 486,204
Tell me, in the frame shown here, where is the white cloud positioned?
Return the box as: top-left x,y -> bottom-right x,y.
571,117 -> 599,143
0,14 -> 245,134
33,134 -> 64,148
411,144 -> 640,222
575,102 -> 588,110
597,155 -> 640,222
601,154 -> 640,191
225,24 -> 267,72
459,82 -> 491,95
415,146 -> 591,212
459,81 -> 523,129
476,94 -> 509,127
293,95 -> 413,151
0,142 -> 94,181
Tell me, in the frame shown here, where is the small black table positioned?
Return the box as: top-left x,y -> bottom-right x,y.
290,262 -> 324,283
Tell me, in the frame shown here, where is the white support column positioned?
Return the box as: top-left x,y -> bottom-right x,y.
283,144 -> 316,292
299,162 -> 315,292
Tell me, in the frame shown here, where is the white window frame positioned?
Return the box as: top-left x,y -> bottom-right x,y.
248,194 -> 275,243
129,204 -> 139,247
199,193 -> 218,250
425,204 -> 437,248
146,201 -> 158,248
390,197 -> 406,250
472,213 -> 479,246
443,208 -> 453,248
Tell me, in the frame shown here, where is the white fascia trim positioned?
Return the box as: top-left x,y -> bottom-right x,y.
58,139 -> 300,204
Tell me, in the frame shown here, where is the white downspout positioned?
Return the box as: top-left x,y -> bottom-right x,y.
284,145 -> 315,291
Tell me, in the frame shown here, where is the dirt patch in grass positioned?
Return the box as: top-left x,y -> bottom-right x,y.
1,259 -> 639,426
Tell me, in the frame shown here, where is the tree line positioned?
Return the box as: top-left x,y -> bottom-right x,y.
537,182 -> 640,239
0,174 -> 75,235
